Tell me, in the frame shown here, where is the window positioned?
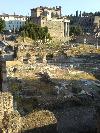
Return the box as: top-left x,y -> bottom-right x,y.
9,21 -> 12,24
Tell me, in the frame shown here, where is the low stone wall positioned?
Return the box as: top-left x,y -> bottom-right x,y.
21,110 -> 57,132
0,92 -> 57,133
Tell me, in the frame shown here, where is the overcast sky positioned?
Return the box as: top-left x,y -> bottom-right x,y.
0,0 -> 100,16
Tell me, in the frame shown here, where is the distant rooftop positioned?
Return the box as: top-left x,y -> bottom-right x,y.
0,13 -> 27,18
31,6 -> 61,10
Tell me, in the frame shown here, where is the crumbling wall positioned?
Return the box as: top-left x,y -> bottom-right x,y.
21,110 -> 57,132
0,92 -> 14,121
45,20 -> 64,39
0,92 -> 57,133
0,92 -> 21,133
6,111 -> 21,133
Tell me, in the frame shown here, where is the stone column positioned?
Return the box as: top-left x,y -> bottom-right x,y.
67,22 -> 69,37
66,22 -> 68,37
65,22 -> 70,37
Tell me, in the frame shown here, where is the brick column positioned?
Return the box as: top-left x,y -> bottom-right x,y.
0,56 -> 8,92
2,61 -> 8,92
0,56 -> 3,91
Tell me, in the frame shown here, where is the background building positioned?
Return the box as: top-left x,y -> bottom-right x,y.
0,13 -> 27,32
31,6 -> 70,41
31,6 -> 61,20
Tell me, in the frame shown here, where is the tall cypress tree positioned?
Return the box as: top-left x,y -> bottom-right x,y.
0,18 -> 5,32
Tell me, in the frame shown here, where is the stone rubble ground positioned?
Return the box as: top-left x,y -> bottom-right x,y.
3,43 -> 100,132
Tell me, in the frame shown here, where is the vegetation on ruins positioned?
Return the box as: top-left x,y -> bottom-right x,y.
0,18 -> 5,32
19,21 -> 51,42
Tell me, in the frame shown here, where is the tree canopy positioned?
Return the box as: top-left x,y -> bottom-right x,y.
19,21 -> 51,41
0,18 -> 5,32
69,26 -> 83,36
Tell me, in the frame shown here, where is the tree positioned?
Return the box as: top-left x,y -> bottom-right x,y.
0,18 -> 5,32
70,26 -> 83,36
75,26 -> 83,36
19,20 -> 51,41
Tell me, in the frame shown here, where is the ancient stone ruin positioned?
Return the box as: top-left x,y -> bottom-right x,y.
0,44 -> 57,133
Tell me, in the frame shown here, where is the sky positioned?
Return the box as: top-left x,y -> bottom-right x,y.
0,0 -> 100,16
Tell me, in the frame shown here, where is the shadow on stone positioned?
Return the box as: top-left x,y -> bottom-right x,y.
22,123 -> 57,133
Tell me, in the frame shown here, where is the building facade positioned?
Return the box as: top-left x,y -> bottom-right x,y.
31,6 -> 61,20
0,14 -> 27,32
31,6 -> 70,40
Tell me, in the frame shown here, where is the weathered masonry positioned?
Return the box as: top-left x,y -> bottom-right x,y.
31,6 -> 70,40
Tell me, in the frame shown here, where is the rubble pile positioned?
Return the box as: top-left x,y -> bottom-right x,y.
65,44 -> 100,56
0,92 -> 57,133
